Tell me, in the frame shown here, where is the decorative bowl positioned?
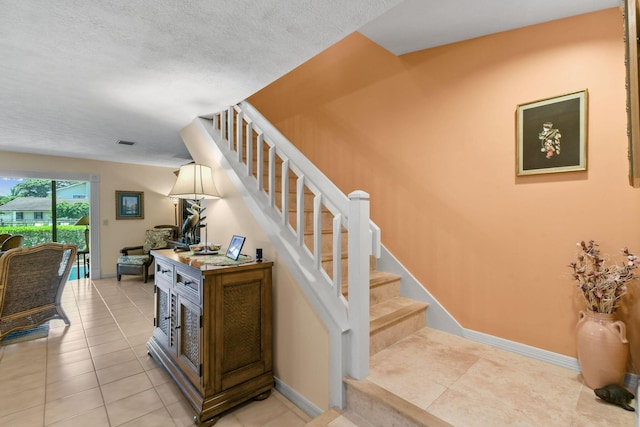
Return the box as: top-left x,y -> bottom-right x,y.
189,244 -> 205,253
208,243 -> 222,252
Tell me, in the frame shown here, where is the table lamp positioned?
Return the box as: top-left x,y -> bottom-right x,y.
74,215 -> 90,250
169,163 -> 220,246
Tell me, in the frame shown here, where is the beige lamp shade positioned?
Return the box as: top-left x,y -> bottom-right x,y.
74,215 -> 89,226
169,164 -> 220,200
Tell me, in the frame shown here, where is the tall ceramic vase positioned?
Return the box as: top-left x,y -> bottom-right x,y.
576,310 -> 629,389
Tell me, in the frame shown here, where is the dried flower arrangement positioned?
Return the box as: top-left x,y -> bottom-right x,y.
569,240 -> 639,314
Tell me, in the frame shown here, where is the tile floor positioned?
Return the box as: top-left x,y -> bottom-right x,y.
0,276 -> 311,427
330,327 -> 637,427
1,275 -> 637,427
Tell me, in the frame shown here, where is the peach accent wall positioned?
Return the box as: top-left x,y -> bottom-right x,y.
249,8 -> 640,367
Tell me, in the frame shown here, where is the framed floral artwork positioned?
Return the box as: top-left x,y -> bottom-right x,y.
516,90 -> 587,176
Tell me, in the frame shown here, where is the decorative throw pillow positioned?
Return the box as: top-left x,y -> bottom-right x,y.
142,228 -> 172,253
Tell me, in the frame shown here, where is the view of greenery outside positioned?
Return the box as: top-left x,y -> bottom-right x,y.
0,178 -> 89,248
0,225 -> 86,248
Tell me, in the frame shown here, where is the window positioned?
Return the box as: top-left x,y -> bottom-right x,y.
0,177 -> 90,247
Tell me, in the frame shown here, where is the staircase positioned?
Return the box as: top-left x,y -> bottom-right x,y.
307,252 -> 444,426
363,271 -> 428,356
298,181 -> 432,424
284,152 -> 433,424
187,100 -> 437,406
338,275 -> 440,426
306,219 -> 435,424
297,190 -> 434,425
292,190 -> 429,358
269,128 -> 430,360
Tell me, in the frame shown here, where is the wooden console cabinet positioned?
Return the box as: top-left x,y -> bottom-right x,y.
147,249 -> 273,426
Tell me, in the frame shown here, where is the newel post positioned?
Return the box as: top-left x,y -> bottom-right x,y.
347,190 -> 371,379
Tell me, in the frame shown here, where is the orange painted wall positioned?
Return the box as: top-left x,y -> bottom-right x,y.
250,8 -> 640,365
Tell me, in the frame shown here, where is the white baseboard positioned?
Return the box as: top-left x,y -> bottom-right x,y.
463,328 -> 639,391
274,376 -> 323,419
462,328 -> 580,371
637,380 -> 640,427
627,372 -> 639,391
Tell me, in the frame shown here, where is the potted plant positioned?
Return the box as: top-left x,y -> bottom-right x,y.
568,240 -> 637,388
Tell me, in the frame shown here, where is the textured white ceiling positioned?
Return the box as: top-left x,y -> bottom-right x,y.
0,0 -> 620,168
0,0 -> 403,167
360,0 -> 621,55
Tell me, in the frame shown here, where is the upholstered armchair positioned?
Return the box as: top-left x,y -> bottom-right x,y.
0,242 -> 77,339
117,226 -> 178,283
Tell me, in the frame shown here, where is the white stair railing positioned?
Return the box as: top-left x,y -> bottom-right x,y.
198,100 -> 381,407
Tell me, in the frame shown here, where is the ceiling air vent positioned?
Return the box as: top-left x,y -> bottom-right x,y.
116,140 -> 135,146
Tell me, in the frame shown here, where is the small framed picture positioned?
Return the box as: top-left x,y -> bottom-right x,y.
516,90 -> 587,176
225,235 -> 246,261
116,190 -> 144,220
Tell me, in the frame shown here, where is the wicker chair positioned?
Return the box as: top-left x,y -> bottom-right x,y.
117,226 -> 178,283
0,242 -> 77,339
1,235 -> 24,251
0,234 -> 10,246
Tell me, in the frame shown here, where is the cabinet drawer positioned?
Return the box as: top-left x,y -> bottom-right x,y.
176,267 -> 202,304
155,259 -> 174,284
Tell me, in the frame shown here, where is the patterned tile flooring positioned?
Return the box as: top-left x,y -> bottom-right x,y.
0,276 -> 311,427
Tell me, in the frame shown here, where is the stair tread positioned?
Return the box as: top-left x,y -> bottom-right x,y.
289,207 -> 331,213
322,252 -> 348,261
369,270 -> 401,286
370,297 -> 428,334
304,229 -> 340,236
344,377 -> 453,427
341,270 -> 400,294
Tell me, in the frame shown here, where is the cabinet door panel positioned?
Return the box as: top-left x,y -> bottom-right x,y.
217,270 -> 272,391
222,280 -> 262,372
177,295 -> 202,390
153,283 -> 174,353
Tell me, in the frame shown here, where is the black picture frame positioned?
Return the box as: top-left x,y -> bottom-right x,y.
116,190 -> 144,220
225,235 -> 246,261
516,90 -> 587,176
